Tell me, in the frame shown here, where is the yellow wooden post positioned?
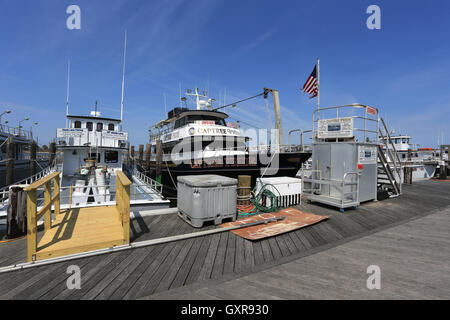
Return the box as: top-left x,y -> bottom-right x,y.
54,174 -> 60,217
122,182 -> 130,244
116,171 -> 131,244
116,175 -> 122,221
26,189 -> 37,262
44,181 -> 52,231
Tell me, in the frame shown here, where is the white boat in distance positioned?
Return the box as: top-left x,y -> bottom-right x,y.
381,133 -> 439,182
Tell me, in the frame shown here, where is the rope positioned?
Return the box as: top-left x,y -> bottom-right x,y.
237,178 -> 282,216
0,235 -> 26,244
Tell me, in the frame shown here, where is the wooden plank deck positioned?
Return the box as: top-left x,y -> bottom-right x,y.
146,206 -> 450,300
0,180 -> 449,299
34,206 -> 126,261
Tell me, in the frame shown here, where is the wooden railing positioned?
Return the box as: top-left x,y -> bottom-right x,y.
116,171 -> 131,245
24,171 -> 61,262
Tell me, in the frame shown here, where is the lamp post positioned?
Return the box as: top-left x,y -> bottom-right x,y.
30,121 -> 38,139
0,110 -> 11,130
18,117 -> 29,136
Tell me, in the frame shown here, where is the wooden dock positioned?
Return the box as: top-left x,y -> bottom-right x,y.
0,179 -> 449,299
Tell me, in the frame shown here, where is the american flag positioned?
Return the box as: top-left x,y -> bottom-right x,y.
302,65 -> 318,98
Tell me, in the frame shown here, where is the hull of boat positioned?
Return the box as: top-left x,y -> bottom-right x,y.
142,151 -> 312,197
0,159 -> 49,188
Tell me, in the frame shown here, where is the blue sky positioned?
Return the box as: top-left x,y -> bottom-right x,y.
1,0 -> 449,147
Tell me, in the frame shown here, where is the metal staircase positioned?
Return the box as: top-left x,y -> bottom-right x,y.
377,118 -> 402,198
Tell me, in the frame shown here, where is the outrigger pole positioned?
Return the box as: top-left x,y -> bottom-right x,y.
120,30 -> 127,131
66,59 -> 70,127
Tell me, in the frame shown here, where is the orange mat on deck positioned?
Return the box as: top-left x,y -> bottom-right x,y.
221,208 -> 330,241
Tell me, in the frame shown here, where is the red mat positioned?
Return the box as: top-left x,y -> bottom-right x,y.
221,208 -> 330,241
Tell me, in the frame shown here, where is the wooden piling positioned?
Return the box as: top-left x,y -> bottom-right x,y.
440,164 -> 448,180
145,143 -> 151,175
156,139 -> 162,183
30,140 -> 37,176
238,175 -> 251,205
49,142 -> 56,167
6,136 -> 15,186
404,167 -> 413,184
130,146 -> 135,168
138,144 -> 144,170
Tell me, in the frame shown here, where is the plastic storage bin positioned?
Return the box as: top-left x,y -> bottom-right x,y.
177,175 -> 237,228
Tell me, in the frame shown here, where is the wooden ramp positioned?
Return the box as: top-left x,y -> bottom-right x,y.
35,206 -> 126,260
25,171 -> 131,262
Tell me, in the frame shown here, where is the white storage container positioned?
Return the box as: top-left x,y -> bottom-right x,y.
254,177 -> 302,207
177,175 -> 237,228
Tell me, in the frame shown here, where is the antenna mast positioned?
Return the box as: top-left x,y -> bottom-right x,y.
120,30 -> 127,131
66,60 -> 71,127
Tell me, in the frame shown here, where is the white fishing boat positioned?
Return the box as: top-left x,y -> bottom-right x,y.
381,133 -> 438,182
146,87 -> 312,196
0,123 -> 49,187
54,110 -> 169,211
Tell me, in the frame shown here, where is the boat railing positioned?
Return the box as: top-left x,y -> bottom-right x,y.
0,124 -> 33,140
33,182 -> 164,203
288,129 -> 313,151
0,165 -> 55,205
56,129 -> 128,148
133,167 -> 163,195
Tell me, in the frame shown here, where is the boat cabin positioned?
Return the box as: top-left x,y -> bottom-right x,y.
56,112 -> 128,176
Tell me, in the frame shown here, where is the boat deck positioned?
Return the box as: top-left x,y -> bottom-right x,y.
0,180 -> 449,299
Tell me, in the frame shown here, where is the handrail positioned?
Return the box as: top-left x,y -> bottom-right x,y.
311,104 -> 380,143
342,172 -> 359,209
288,129 -> 312,151
379,117 -> 402,194
25,171 -> 61,262
116,171 -> 130,245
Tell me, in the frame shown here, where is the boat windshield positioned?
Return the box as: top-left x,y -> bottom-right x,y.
175,115 -> 226,129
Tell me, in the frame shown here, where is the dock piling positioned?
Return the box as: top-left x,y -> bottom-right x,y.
138,144 -> 144,170
6,136 -> 15,186
30,140 -> 37,177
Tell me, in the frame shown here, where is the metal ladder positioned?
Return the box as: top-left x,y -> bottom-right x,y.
377,118 -> 402,197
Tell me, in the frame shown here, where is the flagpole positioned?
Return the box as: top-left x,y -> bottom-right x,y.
317,57 -> 320,119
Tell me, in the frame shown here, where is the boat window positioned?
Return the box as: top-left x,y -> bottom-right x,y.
74,121 -> 81,128
108,123 -> 115,131
86,122 -> 93,131
174,117 -> 188,129
96,123 -> 103,132
105,151 -> 118,163
402,154 -> 406,159
185,115 -> 226,126
402,138 -> 408,143
84,153 -> 100,162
